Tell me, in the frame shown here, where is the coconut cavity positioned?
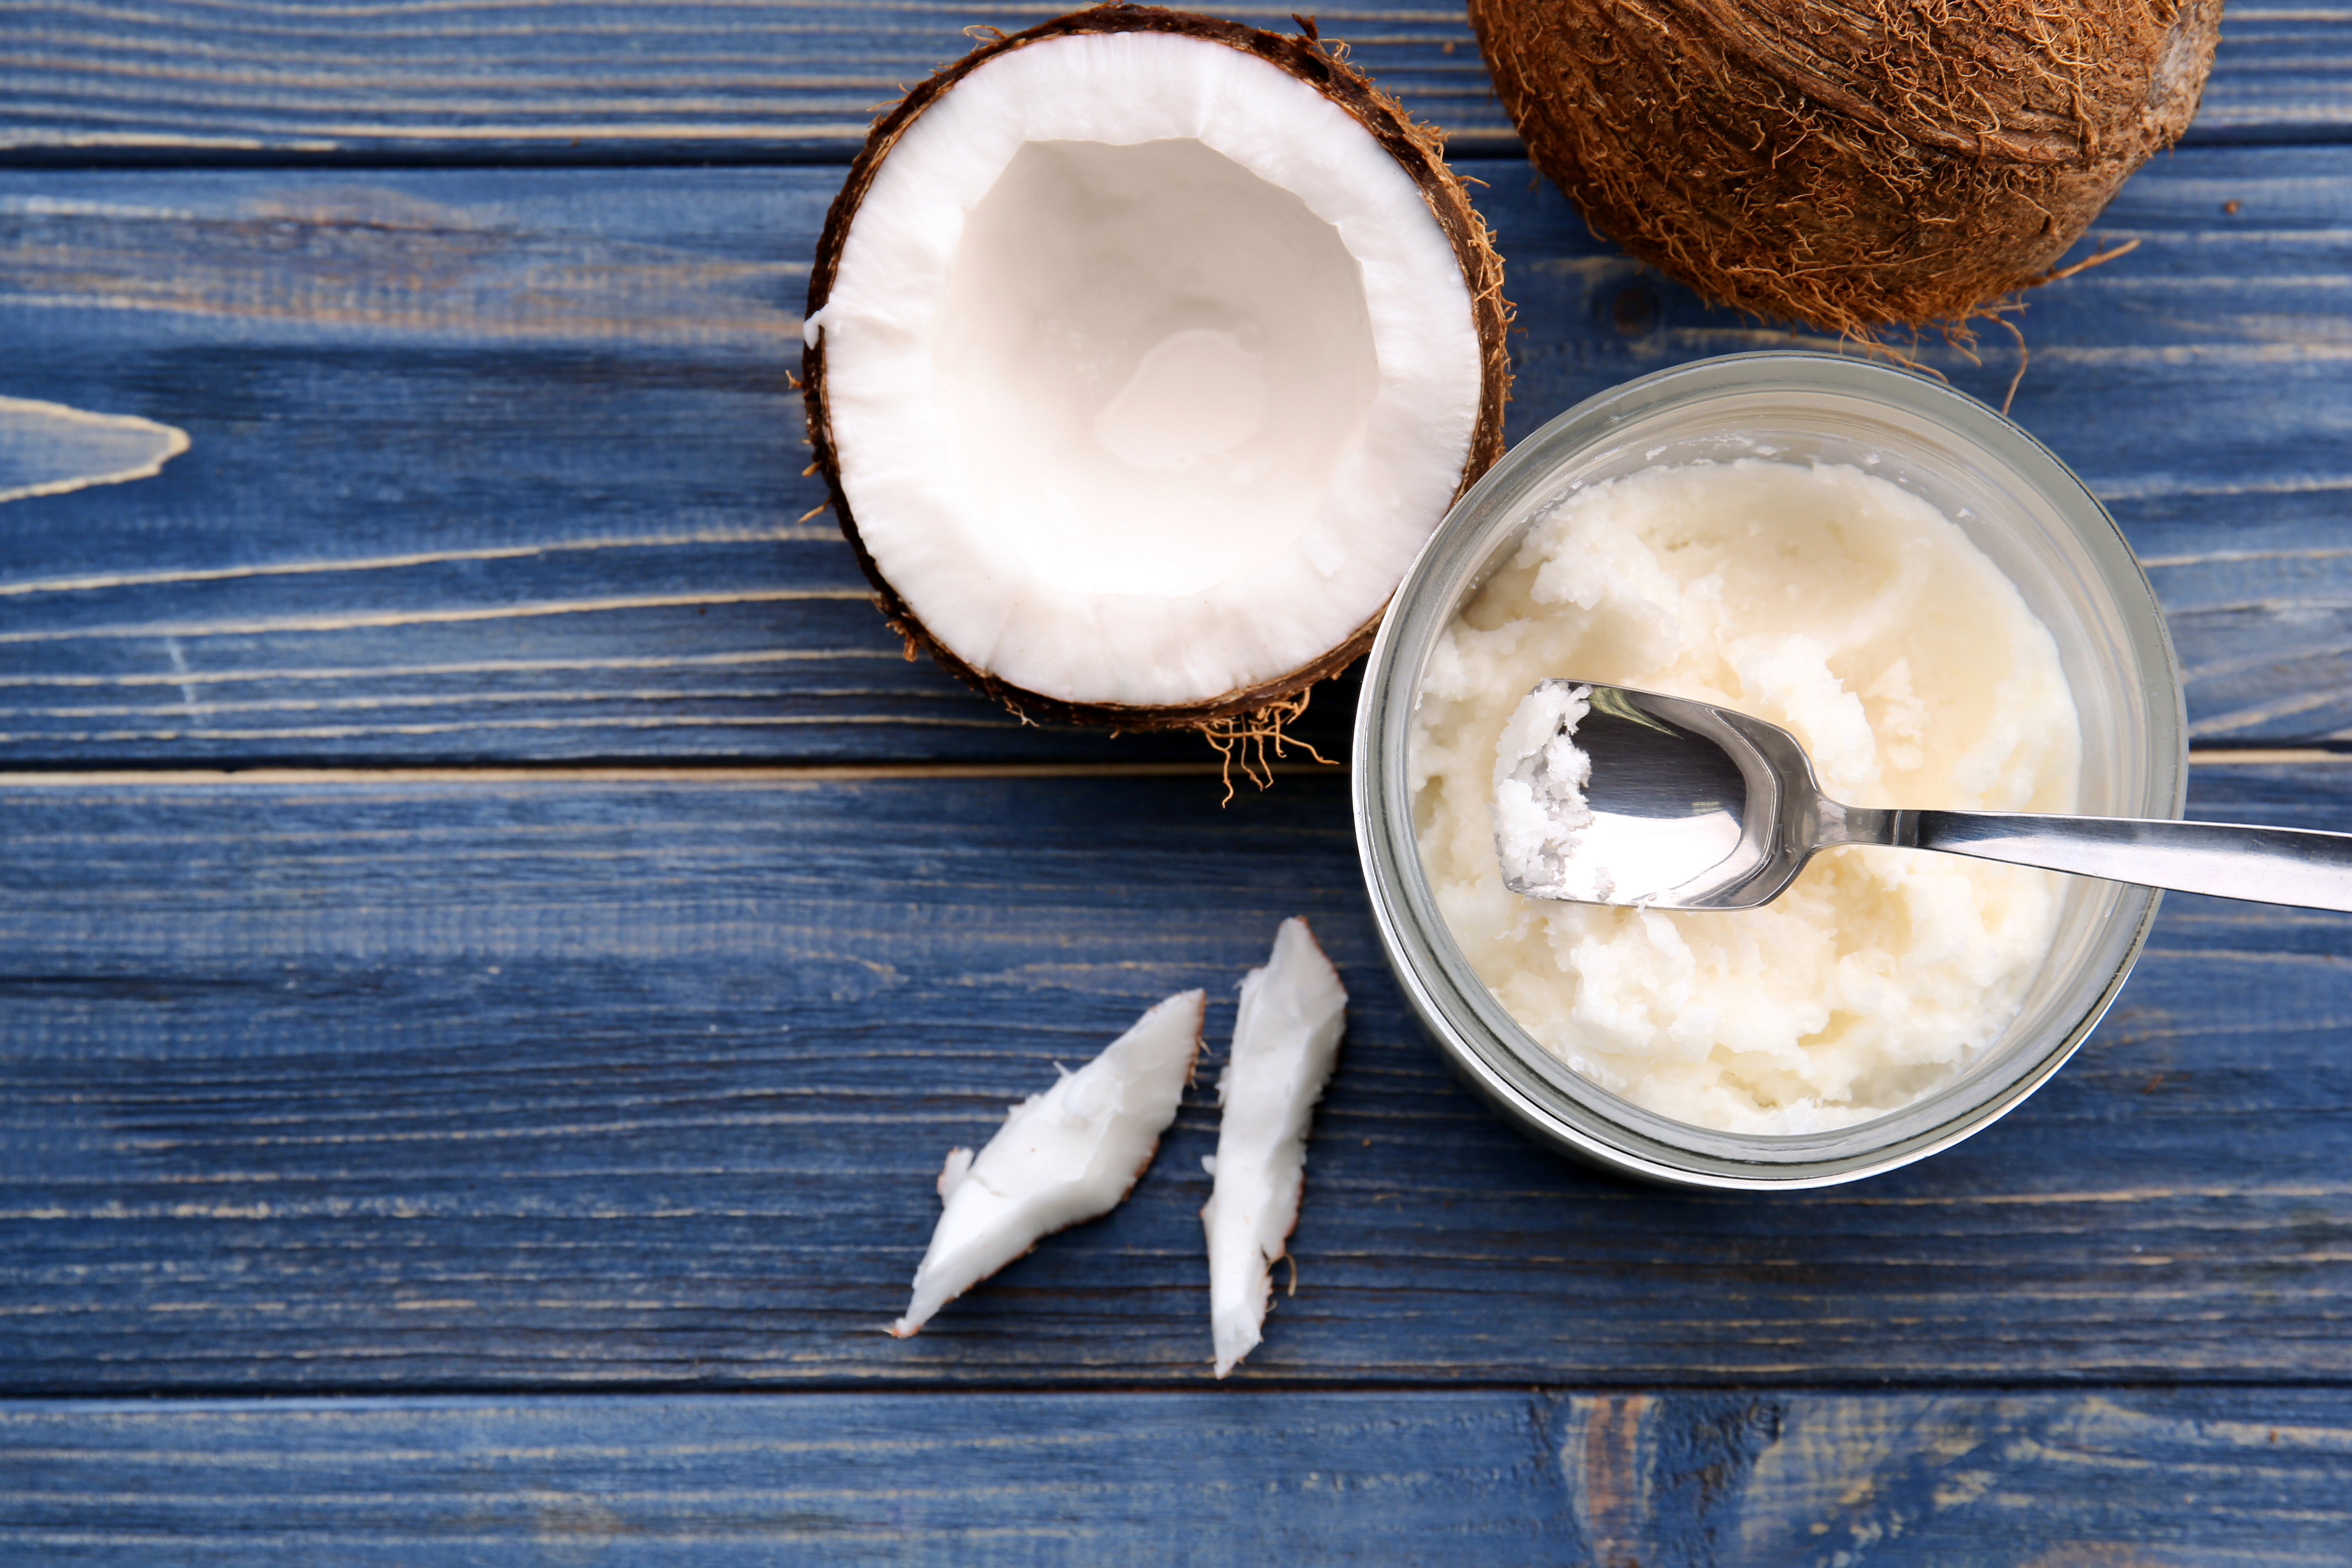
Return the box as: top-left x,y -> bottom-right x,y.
937,137 -> 1379,601
806,8 -> 1508,728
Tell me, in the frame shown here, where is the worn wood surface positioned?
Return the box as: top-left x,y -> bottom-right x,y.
8,147 -> 2352,761
7,3 -> 2352,1558
3,1390 -> 2350,1564
1,762 -> 2346,1392
0,1 -> 2345,161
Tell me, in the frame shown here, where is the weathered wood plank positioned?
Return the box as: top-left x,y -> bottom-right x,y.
0,1 -> 2341,162
0,762 -> 2347,1392
1,1388 -> 2348,1564
3,148 -> 2352,762
2204,3 -> 2352,143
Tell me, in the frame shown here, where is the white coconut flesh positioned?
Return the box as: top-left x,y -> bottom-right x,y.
891,989 -> 1204,1338
1201,918 -> 1348,1376
813,30 -> 1484,708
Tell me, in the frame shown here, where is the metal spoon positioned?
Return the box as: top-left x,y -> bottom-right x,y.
1499,679 -> 2352,912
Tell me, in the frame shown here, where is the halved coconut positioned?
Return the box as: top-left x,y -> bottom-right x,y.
804,4 -> 1509,730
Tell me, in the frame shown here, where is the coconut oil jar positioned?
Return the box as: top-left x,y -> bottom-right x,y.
1353,352 -> 2184,1187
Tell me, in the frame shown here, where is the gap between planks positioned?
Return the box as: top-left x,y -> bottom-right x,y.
0,749 -> 2332,788
0,134 -> 1537,174
16,1374 -> 2352,1406
0,761 -> 1328,786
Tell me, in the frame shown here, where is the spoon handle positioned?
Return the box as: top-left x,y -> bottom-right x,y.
1895,810 -> 2352,911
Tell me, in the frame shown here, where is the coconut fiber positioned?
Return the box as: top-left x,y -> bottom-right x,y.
1469,0 -> 2222,334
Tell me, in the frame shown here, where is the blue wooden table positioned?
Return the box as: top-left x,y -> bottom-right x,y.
5,3 -> 2352,1560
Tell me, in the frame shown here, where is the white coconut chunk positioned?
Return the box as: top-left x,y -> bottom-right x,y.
891,989 -> 1205,1337
1492,681 -> 1605,900
818,29 -> 1482,708
1201,918 -> 1348,1376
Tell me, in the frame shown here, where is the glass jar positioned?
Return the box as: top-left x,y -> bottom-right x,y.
1352,352 -> 2185,1188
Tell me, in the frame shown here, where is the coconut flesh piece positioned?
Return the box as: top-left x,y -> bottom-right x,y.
808,18 -> 1495,719
1491,681 -> 1601,901
1201,918 -> 1348,1377
891,989 -> 1204,1338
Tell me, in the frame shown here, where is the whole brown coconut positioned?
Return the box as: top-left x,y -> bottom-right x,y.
1468,0 -> 2222,334
803,5 -> 1511,753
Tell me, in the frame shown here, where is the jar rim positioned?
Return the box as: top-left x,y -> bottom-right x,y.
1351,350 -> 2185,1189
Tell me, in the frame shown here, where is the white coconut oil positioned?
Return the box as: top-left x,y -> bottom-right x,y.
1410,457 -> 2081,1134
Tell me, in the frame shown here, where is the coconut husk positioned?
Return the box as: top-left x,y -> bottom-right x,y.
1468,0 -> 2221,337
802,3 -> 1512,733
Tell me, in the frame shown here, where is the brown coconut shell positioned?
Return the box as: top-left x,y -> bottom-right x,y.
1468,0 -> 2221,336
802,4 -> 1512,736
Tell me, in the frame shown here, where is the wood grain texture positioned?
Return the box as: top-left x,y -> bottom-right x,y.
4,1 -> 2348,1551
3,147 -> 2352,762
1,762 -> 2346,1394
2,1389 -> 2350,1564
0,1 -> 2343,162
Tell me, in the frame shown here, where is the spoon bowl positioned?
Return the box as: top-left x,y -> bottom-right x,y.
1508,680 -> 2352,913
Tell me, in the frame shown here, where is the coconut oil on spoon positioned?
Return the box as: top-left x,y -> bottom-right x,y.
1500,679 -> 2352,913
